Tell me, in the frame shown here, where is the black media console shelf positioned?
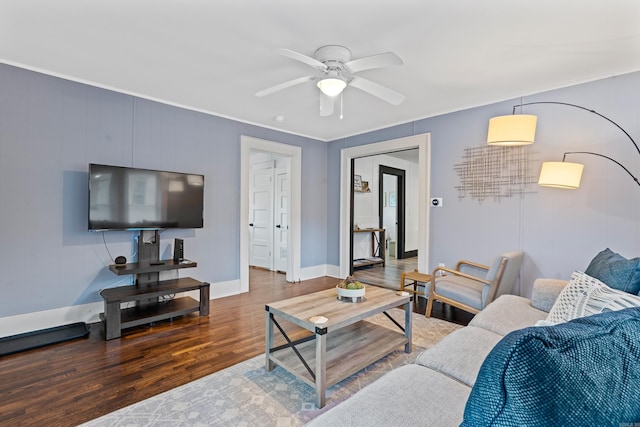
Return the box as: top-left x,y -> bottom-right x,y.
109,259 -> 198,276
99,274 -> 209,340
99,231 -> 210,340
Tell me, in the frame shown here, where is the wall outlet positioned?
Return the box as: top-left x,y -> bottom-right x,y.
430,197 -> 443,207
438,262 -> 445,276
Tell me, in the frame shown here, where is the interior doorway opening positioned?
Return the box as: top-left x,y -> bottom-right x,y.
341,134 -> 430,286
240,136 -> 302,293
349,151 -> 419,288
248,154 -> 290,274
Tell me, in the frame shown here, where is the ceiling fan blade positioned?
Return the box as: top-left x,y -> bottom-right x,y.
277,48 -> 327,70
344,52 -> 403,73
255,75 -> 314,97
349,76 -> 405,105
319,93 -> 335,117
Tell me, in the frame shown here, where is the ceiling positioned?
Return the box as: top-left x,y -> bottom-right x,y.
1,1 -> 639,142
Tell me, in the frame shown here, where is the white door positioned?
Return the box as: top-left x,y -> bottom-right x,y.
249,161 -> 274,270
274,169 -> 289,272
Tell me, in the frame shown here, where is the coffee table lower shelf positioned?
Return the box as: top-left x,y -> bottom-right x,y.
268,320 -> 408,389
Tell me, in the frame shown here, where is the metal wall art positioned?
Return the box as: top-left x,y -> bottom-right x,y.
454,145 -> 538,203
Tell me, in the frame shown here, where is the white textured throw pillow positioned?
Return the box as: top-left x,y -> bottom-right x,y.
545,271 -> 640,325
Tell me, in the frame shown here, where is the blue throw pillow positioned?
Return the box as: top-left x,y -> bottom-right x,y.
585,248 -> 640,294
461,307 -> 640,427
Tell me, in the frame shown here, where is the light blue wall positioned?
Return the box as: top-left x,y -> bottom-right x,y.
0,64 -> 327,318
328,71 -> 640,296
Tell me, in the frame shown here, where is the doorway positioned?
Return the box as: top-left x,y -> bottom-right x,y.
340,134 -> 431,279
241,136 -> 302,292
248,157 -> 290,273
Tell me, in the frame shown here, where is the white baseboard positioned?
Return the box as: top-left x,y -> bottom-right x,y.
297,264 -> 341,281
209,278 -> 243,298
323,264 -> 341,279
0,302 -> 104,338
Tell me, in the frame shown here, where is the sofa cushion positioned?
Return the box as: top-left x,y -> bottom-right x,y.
415,326 -> 502,387
306,364 -> 470,427
585,248 -> 640,294
545,271 -> 640,325
461,307 -> 640,427
469,295 -> 547,336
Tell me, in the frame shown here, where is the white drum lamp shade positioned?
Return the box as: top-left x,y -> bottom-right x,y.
487,114 -> 537,146
538,161 -> 584,189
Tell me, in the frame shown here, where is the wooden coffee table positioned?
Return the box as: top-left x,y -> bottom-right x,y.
265,286 -> 412,408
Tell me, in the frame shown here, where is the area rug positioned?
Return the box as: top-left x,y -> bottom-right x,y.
82,310 -> 460,427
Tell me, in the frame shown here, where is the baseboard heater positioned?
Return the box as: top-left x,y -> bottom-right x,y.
0,322 -> 90,357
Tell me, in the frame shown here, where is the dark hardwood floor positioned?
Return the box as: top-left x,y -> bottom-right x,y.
0,266 -> 471,426
352,255 -> 417,289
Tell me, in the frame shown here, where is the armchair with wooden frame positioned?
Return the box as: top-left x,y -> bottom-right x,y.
425,251 -> 524,318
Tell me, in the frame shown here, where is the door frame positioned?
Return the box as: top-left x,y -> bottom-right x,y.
379,165 -> 407,259
339,134 -> 430,278
241,136 -> 301,291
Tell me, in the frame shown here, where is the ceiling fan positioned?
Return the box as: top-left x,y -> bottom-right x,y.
255,45 -> 405,117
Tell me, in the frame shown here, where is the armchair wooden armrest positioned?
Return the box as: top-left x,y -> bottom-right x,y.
430,266 -> 492,289
455,259 -> 489,272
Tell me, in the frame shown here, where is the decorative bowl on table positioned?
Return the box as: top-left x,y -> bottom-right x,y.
336,276 -> 366,303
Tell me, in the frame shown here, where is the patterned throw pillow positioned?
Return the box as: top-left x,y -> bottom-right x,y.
546,271 -> 640,325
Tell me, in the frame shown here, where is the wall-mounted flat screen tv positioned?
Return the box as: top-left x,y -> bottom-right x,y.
88,163 -> 204,231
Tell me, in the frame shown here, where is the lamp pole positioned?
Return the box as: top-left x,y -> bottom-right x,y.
513,101 -> 640,157
562,151 -> 640,187
512,101 -> 640,188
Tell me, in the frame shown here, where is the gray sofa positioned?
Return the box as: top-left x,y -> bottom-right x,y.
307,278 -> 569,426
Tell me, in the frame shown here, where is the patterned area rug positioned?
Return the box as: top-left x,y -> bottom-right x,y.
82,310 -> 460,427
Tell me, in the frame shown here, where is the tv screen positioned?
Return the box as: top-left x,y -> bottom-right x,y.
88,163 -> 204,231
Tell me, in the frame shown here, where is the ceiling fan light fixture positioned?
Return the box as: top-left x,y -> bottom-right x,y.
317,77 -> 347,97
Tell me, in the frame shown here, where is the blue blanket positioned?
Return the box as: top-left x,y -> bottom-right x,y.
462,307 -> 640,426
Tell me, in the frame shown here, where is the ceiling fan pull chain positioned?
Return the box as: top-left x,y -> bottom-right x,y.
340,92 -> 344,120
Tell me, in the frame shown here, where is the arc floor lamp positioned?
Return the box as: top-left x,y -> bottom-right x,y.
487,101 -> 640,189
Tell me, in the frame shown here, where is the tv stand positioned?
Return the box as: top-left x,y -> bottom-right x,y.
99,231 -> 210,340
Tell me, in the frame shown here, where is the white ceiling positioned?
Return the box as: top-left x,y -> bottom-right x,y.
1,1 -> 639,142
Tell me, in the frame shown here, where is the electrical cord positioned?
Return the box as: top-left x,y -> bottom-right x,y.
102,231 -> 115,262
